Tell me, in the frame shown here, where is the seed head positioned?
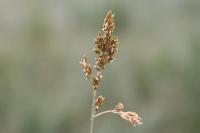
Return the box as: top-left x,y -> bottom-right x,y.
92,74 -> 102,90
102,10 -> 115,34
80,56 -> 92,79
115,102 -> 125,112
119,111 -> 143,127
114,102 -> 143,127
95,96 -> 106,111
94,10 -> 119,71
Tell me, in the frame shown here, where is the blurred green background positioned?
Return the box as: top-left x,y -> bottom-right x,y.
0,0 -> 200,133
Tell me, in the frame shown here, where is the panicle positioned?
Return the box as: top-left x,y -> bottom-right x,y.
81,10 -> 119,91
94,10 -> 119,71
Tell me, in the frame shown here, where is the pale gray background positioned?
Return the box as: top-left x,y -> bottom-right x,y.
0,0 -> 200,133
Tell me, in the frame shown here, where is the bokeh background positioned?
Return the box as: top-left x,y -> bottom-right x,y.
0,0 -> 200,133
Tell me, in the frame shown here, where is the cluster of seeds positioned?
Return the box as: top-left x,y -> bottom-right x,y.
94,10 -> 119,71
80,10 -> 118,90
80,10 -> 142,129
115,103 -> 143,127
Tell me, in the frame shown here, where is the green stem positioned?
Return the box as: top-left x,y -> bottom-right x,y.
89,90 -> 97,133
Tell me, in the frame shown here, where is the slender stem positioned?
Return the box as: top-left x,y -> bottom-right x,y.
94,110 -> 115,118
89,90 -> 97,133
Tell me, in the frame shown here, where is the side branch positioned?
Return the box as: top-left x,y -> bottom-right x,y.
94,110 -> 117,118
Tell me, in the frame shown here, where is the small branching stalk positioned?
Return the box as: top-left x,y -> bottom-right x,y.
80,10 -> 143,133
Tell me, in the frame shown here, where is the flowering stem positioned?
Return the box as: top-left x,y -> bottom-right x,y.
94,110 -> 117,118
89,90 -> 97,133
